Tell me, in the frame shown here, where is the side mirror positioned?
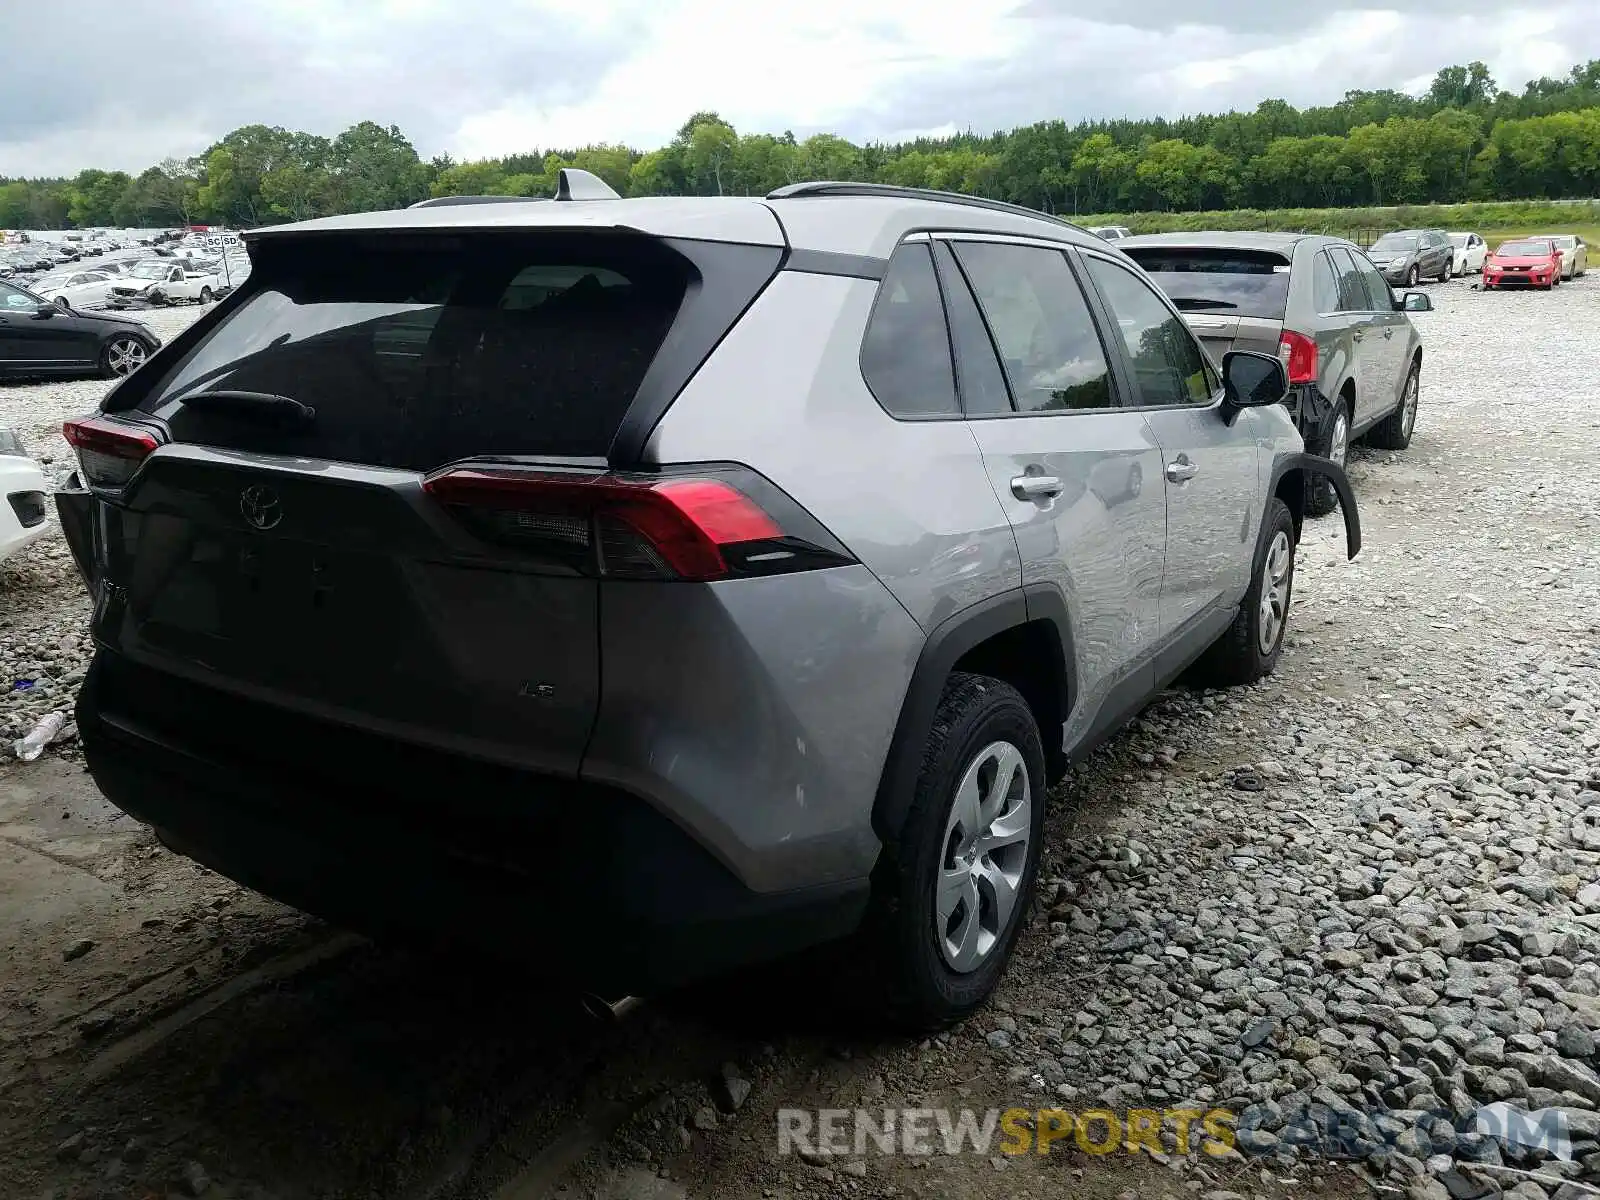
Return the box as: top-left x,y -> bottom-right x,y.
30,304 -> 56,320
1399,292 -> 1433,312
1221,350 -> 1288,412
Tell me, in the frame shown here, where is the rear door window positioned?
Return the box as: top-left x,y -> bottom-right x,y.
950,241 -> 1116,413
135,234 -> 693,470
1349,253 -> 1394,311
1119,247 -> 1293,320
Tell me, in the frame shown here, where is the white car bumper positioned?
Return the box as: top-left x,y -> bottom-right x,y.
0,458 -> 52,565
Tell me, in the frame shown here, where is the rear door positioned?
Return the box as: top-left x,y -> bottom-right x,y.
1077,249 -> 1260,646
82,230 -> 771,776
937,235 -> 1167,736
1120,245 -> 1292,363
1325,247 -> 1384,424
0,281 -> 45,365
1347,250 -> 1407,422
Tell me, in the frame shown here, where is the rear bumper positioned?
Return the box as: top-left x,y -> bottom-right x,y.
75,651 -> 870,994
1281,381 -> 1334,438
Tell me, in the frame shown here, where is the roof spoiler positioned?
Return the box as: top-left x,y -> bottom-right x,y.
409,168 -> 621,209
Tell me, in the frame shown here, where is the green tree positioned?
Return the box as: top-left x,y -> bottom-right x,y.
326,121 -> 430,212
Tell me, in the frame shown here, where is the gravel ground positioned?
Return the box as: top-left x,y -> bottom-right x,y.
0,306 -> 203,756
0,277 -> 1597,1200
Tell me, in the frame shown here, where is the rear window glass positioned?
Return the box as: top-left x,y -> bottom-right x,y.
1120,248 -> 1292,320
138,235 -> 690,470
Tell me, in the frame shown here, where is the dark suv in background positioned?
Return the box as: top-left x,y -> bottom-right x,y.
1121,232 -> 1431,515
1366,229 -> 1454,286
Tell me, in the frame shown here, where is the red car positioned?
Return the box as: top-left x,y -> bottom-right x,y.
1483,238 -> 1564,290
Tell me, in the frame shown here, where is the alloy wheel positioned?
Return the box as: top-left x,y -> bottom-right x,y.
1329,410 -> 1349,469
106,336 -> 148,376
1257,531 -> 1292,656
1401,373 -> 1419,439
935,740 -> 1032,974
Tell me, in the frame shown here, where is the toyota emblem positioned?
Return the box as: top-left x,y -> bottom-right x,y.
239,484 -> 283,531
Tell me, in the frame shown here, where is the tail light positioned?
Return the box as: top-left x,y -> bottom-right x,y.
1277,329 -> 1318,385
62,416 -> 160,489
422,464 -> 855,582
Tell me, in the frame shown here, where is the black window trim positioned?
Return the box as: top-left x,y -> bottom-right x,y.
938,234 -> 1130,420
926,239 -> 1012,420
1075,247 -> 1227,415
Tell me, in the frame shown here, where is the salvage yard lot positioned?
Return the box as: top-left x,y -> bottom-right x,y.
0,276 -> 1598,1199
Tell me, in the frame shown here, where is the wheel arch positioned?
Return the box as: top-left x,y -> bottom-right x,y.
871,587 -> 1076,847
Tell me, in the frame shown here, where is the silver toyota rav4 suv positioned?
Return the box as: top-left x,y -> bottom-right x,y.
58,174 -> 1358,1029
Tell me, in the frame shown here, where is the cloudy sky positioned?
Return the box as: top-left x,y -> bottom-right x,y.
4,0 -> 1598,177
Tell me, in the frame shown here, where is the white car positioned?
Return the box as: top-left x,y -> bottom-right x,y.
31,269 -> 117,310
1532,234 -> 1589,279
0,428 -> 50,565
1448,232 -> 1487,275
1090,225 -> 1133,241
107,259 -> 221,307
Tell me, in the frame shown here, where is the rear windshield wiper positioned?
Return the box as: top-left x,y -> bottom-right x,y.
1171,298 -> 1239,311
178,390 -> 316,426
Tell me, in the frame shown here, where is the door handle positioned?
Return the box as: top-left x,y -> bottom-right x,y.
1165,458 -> 1198,484
1010,474 -> 1063,500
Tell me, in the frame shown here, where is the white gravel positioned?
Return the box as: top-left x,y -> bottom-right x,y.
0,305 -> 204,752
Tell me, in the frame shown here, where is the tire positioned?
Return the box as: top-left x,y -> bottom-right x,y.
100,334 -> 151,379
1368,361 -> 1419,451
1438,258 -> 1452,282
199,286 -> 213,304
1305,401 -> 1350,518
865,673 -> 1045,1032
1406,264 -> 1420,287
1189,498 -> 1296,689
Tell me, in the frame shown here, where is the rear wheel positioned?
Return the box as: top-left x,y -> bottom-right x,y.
1190,498 -> 1296,688
1439,258 -> 1453,282
1306,402 -> 1349,518
1369,362 -> 1419,451
866,673 -> 1044,1032
100,334 -> 149,378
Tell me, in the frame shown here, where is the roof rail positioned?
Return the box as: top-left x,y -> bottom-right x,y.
408,195 -> 547,209
766,182 -> 1087,233
556,168 -> 621,201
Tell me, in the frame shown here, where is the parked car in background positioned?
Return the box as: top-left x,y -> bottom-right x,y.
0,426 -> 51,563
1483,238 -> 1564,290
1448,232 -> 1487,275
108,259 -> 221,307
1089,225 -> 1132,241
1532,234 -> 1588,279
31,270 -> 117,311
1122,231 -> 1430,517
0,278 -> 161,378
57,175 -> 1358,1029
1366,229 -> 1454,285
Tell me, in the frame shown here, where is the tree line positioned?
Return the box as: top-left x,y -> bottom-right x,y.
4,59 -> 1599,231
